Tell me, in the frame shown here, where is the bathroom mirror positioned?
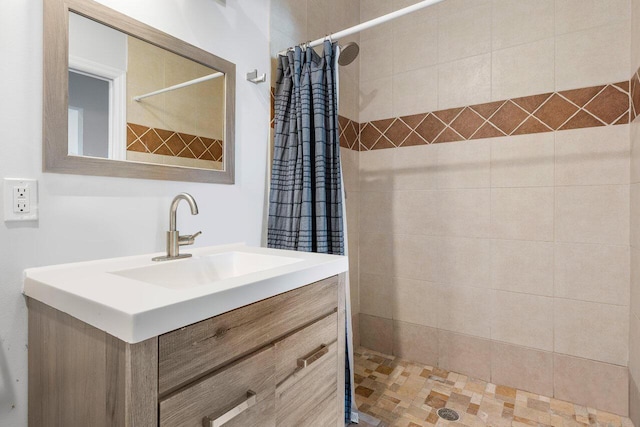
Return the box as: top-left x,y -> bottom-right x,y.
43,0 -> 236,183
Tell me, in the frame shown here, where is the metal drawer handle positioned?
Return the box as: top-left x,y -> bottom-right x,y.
203,390 -> 257,427
297,344 -> 329,369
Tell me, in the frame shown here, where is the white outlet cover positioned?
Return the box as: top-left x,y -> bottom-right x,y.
4,178 -> 38,221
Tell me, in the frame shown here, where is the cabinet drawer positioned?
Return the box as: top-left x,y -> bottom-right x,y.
159,345 -> 276,427
274,313 -> 338,427
274,311 -> 338,385
159,276 -> 338,395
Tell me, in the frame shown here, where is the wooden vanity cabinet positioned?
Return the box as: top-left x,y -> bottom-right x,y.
28,273 -> 346,427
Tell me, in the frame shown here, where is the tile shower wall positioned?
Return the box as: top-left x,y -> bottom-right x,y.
269,0 -> 362,344
357,0 -> 632,416
630,0 -> 640,424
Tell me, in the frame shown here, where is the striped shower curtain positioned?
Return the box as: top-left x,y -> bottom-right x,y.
268,41 -> 354,423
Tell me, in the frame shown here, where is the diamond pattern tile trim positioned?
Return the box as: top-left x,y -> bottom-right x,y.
126,123 -> 224,162
271,80 -> 632,151
359,81 -> 629,151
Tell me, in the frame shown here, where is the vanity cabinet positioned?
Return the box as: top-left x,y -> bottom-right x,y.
28,274 -> 346,427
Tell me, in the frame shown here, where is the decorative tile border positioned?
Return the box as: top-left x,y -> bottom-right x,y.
273,79 -> 632,151
126,123 -> 223,162
359,81 -> 629,150
339,116 -> 360,150
632,66 -> 640,123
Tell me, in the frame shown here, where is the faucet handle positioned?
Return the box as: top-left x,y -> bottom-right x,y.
178,231 -> 202,246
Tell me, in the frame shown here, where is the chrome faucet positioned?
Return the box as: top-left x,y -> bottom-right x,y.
152,193 -> 202,261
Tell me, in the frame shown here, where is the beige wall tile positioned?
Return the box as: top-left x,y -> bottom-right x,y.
359,149 -> 395,192
632,184 -> 640,248
555,21 -> 631,91
393,0 -> 438,21
554,353 -> 629,416
359,191 -> 393,233
491,291 -> 554,351
633,0 -> 640,73
554,242 -> 630,306
491,239 -> 554,296
554,299 -> 629,365
438,330 -> 492,381
333,0 -> 360,33
555,0 -> 630,35
555,126 -> 630,186
436,0 -> 491,16
437,284 -> 493,338
437,189 -> 492,238
490,133 -> 555,188
346,195 -> 359,240
352,313 -> 360,349
436,237 -> 492,288
438,3 -> 491,63
392,12 -> 438,75
631,122 -> 640,184
491,38 -> 555,101
631,373 -> 640,427
392,66 -> 439,118
360,232 -> 393,276
359,35 -> 394,83
491,341 -> 554,397
270,0 -> 307,42
393,321 -> 439,367
437,139 -> 491,189
360,0 -> 393,41
391,191 -> 439,235
360,313 -> 394,355
630,312 -> 640,386
307,0 -> 332,40
392,144 -> 438,191
339,72 -> 359,122
633,248 -> 640,319
491,187 -> 554,241
392,277 -> 439,327
555,185 -> 629,245
360,273 -> 393,319
360,77 -> 393,123
438,54 -> 491,110
341,148 -> 360,192
349,251 -> 360,314
491,0 -> 554,50
393,234 -> 440,282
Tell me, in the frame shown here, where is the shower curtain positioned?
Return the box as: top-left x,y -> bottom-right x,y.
268,40 -> 357,423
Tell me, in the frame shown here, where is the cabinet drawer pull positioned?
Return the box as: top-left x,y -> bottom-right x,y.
297,344 -> 328,369
202,390 -> 257,427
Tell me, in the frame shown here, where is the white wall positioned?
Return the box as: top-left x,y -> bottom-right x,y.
0,0 -> 271,425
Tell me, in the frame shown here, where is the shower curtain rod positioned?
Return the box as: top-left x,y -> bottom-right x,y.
277,0 -> 445,56
133,71 -> 224,102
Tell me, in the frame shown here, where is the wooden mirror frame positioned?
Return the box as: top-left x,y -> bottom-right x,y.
43,0 -> 236,183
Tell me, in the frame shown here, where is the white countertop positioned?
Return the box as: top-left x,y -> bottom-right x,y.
23,244 -> 348,343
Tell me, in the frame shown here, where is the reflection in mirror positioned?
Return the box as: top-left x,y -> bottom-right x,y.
68,12 -> 225,171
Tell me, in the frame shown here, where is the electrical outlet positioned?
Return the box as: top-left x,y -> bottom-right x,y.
4,178 -> 38,221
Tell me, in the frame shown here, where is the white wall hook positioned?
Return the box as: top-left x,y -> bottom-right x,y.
246,69 -> 266,84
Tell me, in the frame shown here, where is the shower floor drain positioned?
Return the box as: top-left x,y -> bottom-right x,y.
437,408 -> 460,421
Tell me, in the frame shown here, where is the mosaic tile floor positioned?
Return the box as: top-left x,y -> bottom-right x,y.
352,347 -> 634,427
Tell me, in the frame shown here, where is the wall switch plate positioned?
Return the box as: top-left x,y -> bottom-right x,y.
4,178 -> 38,221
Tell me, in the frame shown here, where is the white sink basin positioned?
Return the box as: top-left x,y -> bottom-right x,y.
111,251 -> 302,289
23,244 -> 348,343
